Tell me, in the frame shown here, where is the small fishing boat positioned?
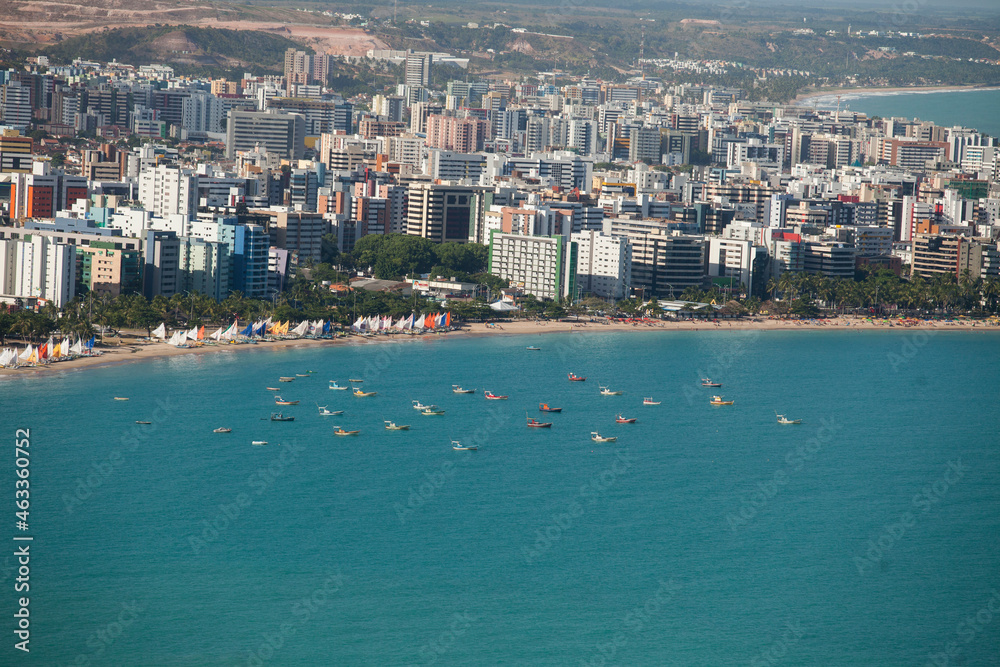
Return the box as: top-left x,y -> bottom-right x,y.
539,403 -> 562,413
452,440 -> 477,451
384,421 -> 410,430
422,406 -> 446,416
329,381 -> 349,390
600,386 -> 623,396
252,440 -> 268,446
776,413 -> 802,425
135,421 -> 152,425
274,396 -> 300,405
296,373 -> 310,377
412,400 -> 430,410
615,414 -> 636,424
452,385 -> 476,394
710,395 -> 734,406
214,427 -> 232,433
643,397 -> 661,405
271,413 -> 295,422
527,417 -> 552,428
353,387 -> 377,397
317,406 -> 343,416
349,378 -> 364,383
568,373 -> 586,382
279,377 -> 295,382
113,397 -> 129,401
484,391 -> 508,400
701,378 -> 722,387
526,346 -> 541,351
333,427 -> 360,436
266,387 -> 280,391
591,432 -> 617,443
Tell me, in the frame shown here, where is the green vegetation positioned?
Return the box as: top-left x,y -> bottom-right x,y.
345,234 -> 489,281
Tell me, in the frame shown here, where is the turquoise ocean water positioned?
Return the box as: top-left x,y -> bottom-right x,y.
800,88 -> 1000,137
2,330 -> 999,665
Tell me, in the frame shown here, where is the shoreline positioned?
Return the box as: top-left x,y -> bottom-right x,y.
2,316 -> 996,378
792,84 -> 1000,105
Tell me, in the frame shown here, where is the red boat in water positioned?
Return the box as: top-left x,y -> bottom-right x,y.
526,417 -> 552,428
615,414 -> 637,424
568,373 -> 586,382
539,402 -> 562,413
484,391 -> 508,400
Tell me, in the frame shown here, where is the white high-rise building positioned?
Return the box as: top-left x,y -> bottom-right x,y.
571,230 -> 630,299
488,232 -> 577,301
1,236 -> 76,307
138,165 -> 198,219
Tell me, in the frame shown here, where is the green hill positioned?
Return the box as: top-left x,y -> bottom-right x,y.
44,26 -> 310,74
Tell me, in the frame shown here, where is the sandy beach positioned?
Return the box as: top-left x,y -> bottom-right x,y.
2,316 -> 994,377
793,84 -> 1000,105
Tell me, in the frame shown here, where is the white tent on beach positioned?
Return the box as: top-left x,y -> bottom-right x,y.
490,301 -> 519,312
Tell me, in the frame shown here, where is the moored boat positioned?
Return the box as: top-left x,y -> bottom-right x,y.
329,381 -> 349,390
701,378 -> 722,387
333,427 -> 360,436
412,400 -> 430,410
266,387 -> 280,391
349,378 -> 364,383
452,440 -> 477,451
539,402 -> 562,413
643,397 -> 661,405
452,385 -> 476,394
317,406 -> 343,416
484,391 -> 508,400
527,417 -> 552,428
600,386 -> 623,396
615,414 -> 636,424
270,413 -> 295,422
135,421 -> 152,425
526,346 -> 541,351
421,406 -> 446,415
568,373 -> 586,382
214,427 -> 232,433
353,387 -> 377,397
279,377 -> 295,382
113,397 -> 129,401
274,396 -> 300,405
776,413 -> 802,425
384,421 -> 411,430
591,432 -> 617,443
296,373 -> 310,377
710,395 -> 734,406
251,440 -> 268,446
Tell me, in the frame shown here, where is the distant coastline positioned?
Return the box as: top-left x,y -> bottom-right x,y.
792,84 -> 1000,106
2,317 -> 996,378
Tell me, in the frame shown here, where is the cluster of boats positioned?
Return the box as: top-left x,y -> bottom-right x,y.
214,366 -> 802,450
700,378 -> 802,423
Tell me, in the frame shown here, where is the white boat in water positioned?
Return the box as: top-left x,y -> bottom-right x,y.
452,440 -> 477,451
317,406 -> 343,416
329,381 -> 349,390
591,431 -> 617,443
412,400 -> 430,410
776,413 -> 802,425
643,397 -> 661,405
599,386 -> 623,396
252,440 -> 268,446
